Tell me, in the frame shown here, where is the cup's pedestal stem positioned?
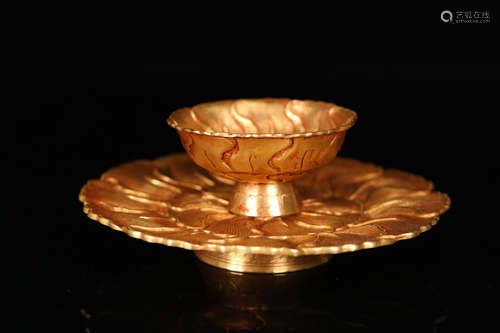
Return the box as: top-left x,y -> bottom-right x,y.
199,182 -> 329,273
228,182 -> 301,217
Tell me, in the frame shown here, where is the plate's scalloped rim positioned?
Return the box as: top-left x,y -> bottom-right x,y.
79,191 -> 445,256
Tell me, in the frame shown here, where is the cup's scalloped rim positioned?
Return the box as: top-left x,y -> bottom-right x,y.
166,98 -> 358,138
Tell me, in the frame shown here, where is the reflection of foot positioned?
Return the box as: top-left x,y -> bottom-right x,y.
187,259 -> 447,332
196,259 -> 327,310
77,252 -> 448,332
199,305 -> 345,332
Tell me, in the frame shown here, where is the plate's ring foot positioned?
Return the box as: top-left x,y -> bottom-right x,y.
194,250 -> 332,273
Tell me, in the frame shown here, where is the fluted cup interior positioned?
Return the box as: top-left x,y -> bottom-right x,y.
167,98 -> 356,137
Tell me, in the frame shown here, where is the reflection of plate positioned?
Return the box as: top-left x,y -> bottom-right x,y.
79,257 -> 449,332
79,153 -> 450,256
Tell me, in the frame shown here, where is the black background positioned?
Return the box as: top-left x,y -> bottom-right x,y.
9,11 -> 500,332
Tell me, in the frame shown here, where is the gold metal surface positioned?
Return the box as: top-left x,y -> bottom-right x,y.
229,182 -> 301,217
194,251 -> 332,273
79,98 -> 450,273
167,98 -> 356,217
79,154 -> 450,267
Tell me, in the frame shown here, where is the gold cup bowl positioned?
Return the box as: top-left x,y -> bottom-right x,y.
167,98 -> 357,217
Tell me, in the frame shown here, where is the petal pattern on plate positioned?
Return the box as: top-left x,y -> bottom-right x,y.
295,158 -> 383,199
79,154 -> 450,255
101,160 -> 183,201
364,192 -> 450,218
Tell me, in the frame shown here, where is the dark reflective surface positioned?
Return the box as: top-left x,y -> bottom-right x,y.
69,245 -> 453,333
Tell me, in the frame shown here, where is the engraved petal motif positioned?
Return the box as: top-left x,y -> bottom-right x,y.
169,99 -> 357,184
294,158 -> 383,199
79,153 -> 450,256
